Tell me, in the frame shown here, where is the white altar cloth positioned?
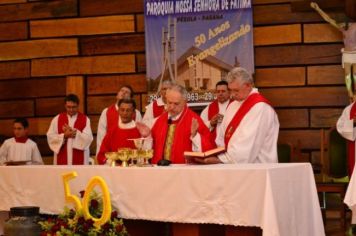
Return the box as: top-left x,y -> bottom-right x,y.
0,163 -> 324,236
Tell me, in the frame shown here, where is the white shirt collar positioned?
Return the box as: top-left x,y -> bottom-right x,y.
118,117 -> 136,129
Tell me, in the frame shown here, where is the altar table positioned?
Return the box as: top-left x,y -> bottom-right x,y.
0,163 -> 324,236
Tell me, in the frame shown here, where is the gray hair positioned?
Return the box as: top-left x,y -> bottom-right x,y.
161,80 -> 174,87
226,67 -> 254,85
167,84 -> 188,99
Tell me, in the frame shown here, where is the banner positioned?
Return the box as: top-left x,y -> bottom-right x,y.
144,0 -> 254,105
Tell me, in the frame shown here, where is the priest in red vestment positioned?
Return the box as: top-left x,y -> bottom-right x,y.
96,85 -> 142,155
47,94 -> 93,165
200,80 -> 232,145
194,67 -> 279,164
97,98 -> 142,165
137,84 -> 215,164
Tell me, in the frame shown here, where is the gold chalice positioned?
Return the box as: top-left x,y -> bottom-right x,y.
117,148 -> 131,167
105,152 -> 119,167
139,149 -> 154,166
129,149 -> 138,166
128,138 -> 147,166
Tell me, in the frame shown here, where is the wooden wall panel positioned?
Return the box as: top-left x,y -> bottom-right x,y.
0,0 -> 77,22
80,34 -> 145,56
279,130 -> 320,149
89,115 -> 99,134
0,39 -> 78,61
33,136 -> 52,157
87,74 -> 147,95
310,108 -> 344,128
31,55 -> 135,77
36,97 -> 64,117
0,0 -> 26,4
87,96 -> 114,115
0,61 -> 29,80
261,87 -> 349,107
66,76 -> 85,113
79,0 -> 143,16
255,67 -> 305,87
30,15 -> 135,38
253,4 -> 331,25
255,44 -> 342,66
254,24 -> 301,46
276,109 -> 309,128
136,53 -> 146,73
304,23 -> 342,43
307,65 -> 344,85
0,22 -> 27,42
0,100 -> 33,118
136,14 -> 145,32
0,77 -> 66,99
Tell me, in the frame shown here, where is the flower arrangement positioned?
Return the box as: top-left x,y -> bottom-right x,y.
38,191 -> 128,236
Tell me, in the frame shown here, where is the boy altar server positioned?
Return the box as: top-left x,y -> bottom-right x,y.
0,118 -> 43,165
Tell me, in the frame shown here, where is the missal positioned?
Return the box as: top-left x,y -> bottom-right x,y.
184,146 -> 225,159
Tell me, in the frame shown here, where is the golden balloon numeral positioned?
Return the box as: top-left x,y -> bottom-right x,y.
62,172 -> 112,227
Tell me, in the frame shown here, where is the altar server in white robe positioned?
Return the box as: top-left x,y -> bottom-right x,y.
0,118 -> 43,165
96,85 -> 142,155
193,67 -> 279,164
47,94 -> 93,165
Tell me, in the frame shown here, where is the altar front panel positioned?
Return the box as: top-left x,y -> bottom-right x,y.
0,163 -> 324,236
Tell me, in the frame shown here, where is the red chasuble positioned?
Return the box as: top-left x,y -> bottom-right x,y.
151,106 -> 215,164
153,100 -> 165,118
57,112 -> 87,165
106,104 -> 137,132
207,99 -> 233,143
97,126 -> 141,164
348,103 -> 356,177
224,93 -> 270,146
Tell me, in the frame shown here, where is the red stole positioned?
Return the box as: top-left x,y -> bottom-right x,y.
57,112 -> 87,165
107,104 -> 137,131
151,106 -> 215,164
97,126 -> 141,164
15,137 -> 28,143
153,100 -> 165,118
348,103 -> 356,177
207,99 -> 233,143
224,93 -> 270,146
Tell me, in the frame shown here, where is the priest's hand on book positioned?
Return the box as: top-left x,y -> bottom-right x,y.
192,156 -> 222,164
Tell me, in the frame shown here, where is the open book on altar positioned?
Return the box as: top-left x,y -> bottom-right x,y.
184,146 -> 225,159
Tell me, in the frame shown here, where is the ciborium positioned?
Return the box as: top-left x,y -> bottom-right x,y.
117,148 -> 131,167
105,152 -> 119,167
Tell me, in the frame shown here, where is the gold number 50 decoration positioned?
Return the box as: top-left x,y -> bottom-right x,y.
62,172 -> 112,227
